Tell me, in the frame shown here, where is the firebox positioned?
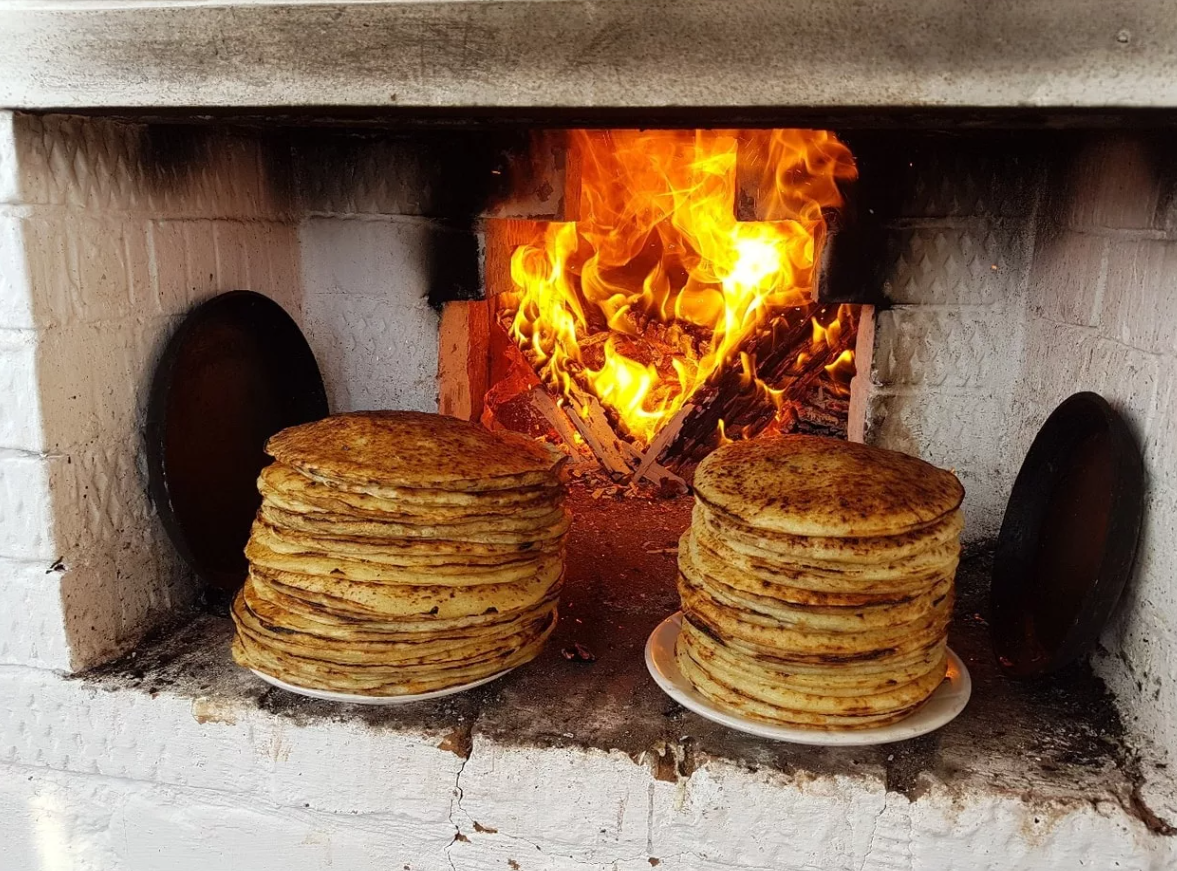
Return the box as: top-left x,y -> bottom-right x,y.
468,129 -> 860,489
2,3 -> 1177,869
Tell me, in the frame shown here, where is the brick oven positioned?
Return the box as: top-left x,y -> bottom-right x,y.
2,3 -> 1177,869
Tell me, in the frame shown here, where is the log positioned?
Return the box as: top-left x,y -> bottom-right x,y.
659,304 -> 854,470
632,404 -> 693,487
561,386 -> 636,478
438,299 -> 492,422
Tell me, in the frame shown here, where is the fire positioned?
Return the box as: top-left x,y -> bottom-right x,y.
506,129 -> 857,445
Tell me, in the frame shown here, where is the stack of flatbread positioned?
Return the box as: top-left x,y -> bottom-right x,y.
231,411 -> 569,696
676,435 -> 964,729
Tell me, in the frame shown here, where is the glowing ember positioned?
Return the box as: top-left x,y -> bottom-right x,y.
504,129 -> 857,446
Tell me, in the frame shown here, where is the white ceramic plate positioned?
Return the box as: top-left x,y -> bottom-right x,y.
250,666 -> 515,705
645,612 -> 971,746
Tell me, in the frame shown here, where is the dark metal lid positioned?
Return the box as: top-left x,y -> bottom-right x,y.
990,392 -> 1144,679
146,291 -> 328,595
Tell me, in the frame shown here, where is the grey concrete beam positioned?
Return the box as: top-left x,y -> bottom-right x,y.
0,1 -> 1174,112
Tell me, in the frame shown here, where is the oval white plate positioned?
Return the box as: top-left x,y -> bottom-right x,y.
645,612 -> 971,746
250,666 -> 515,705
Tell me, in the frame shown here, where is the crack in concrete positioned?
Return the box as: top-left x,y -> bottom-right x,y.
856,796 -> 889,871
443,726 -> 473,871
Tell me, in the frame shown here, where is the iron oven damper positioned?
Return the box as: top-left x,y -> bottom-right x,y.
990,391 -> 1144,679
146,291 -> 328,597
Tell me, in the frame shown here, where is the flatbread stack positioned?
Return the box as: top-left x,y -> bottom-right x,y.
231,411 -> 569,696
676,435 -> 965,729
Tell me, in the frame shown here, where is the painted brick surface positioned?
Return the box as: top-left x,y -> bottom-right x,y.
0,213 -> 33,328
1101,238 -> 1177,355
300,216 -> 442,414
1028,228 -> 1108,327
0,452 -> 55,561
861,133 -> 1177,790
1048,135 -> 1168,232
0,113 -> 305,670
0,666 -> 1171,871
13,114 -> 293,221
0,328 -> 41,450
873,309 -> 1016,390
884,224 -> 1027,307
0,560 -> 71,668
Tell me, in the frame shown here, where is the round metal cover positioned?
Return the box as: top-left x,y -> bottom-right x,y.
146,291 -> 328,595
990,392 -> 1144,679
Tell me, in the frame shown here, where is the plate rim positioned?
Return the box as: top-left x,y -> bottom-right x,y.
645,611 -> 971,746
249,665 -> 516,705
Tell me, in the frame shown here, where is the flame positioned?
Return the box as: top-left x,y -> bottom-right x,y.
506,129 -> 856,445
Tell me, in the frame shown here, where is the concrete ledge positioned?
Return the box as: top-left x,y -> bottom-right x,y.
1,2 -> 1177,112
2,489 -> 1172,869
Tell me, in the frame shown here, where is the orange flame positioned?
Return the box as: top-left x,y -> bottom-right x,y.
506,129 -> 856,445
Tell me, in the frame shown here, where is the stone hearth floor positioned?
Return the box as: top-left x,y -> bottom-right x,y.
3,486 -> 1173,870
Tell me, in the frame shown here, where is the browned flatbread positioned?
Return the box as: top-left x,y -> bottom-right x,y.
266,411 -> 566,491
692,435 -> 964,537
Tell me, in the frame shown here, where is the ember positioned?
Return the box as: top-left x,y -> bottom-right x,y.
489,129 -> 860,479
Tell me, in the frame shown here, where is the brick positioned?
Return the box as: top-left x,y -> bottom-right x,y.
14,114 -> 291,221
893,142 -> 1042,219
1101,238 -> 1177,355
23,216 -> 141,326
1028,228 -> 1107,327
865,389 -> 1010,539
34,320 -> 160,452
0,329 -> 43,451
0,214 -> 33,328
872,308 -> 1019,391
0,452 -> 55,560
1049,134 -> 1165,232
884,224 -> 1029,306
300,217 -> 442,412
0,559 -> 71,669
0,111 -> 17,205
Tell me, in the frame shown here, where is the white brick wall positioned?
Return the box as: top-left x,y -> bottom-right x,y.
863,133 -> 1177,801
299,216 -> 442,414
0,662 -> 1170,871
0,113 -> 304,670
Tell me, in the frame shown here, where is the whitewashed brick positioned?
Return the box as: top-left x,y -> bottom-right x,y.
873,309 -> 1016,390
0,666 -> 1170,871
0,765 -> 454,871
0,214 -> 33,328
0,452 -> 55,560
23,215 -> 144,326
1055,135 -> 1164,231
13,114 -> 290,221
34,319 -> 165,452
0,111 -> 17,205
1101,239 -> 1177,355
866,389 -> 1010,539
1028,229 -> 1107,327
301,217 -> 441,413
884,224 -> 1027,306
0,559 -> 70,669
0,329 -> 43,451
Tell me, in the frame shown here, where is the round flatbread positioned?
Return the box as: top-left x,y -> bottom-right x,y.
254,564 -> 561,620
678,623 -> 948,715
232,613 -> 555,696
693,435 -> 965,537
694,501 -> 965,567
259,463 -> 563,520
266,411 -> 566,491
260,503 -> 572,545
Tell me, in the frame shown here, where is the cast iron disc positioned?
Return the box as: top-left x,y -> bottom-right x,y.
990,392 -> 1144,679
146,291 -> 328,595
